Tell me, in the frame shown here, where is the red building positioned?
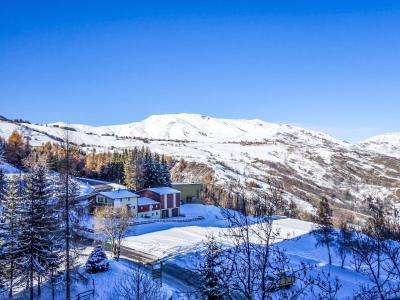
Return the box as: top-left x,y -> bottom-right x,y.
137,197 -> 161,218
138,187 -> 181,218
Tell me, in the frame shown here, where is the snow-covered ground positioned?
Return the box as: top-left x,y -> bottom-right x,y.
120,204 -> 382,298
10,247 -> 183,300
123,204 -> 311,258
4,203 -> 390,299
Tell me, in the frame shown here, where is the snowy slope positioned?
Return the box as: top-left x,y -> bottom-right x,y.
1,114 -> 400,214
122,204 -> 378,299
360,132 -> 400,159
47,113 -> 347,145
124,204 -> 313,258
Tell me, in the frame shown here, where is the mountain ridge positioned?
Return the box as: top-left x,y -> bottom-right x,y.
38,113 -> 353,145
1,113 -> 399,216
6,112 -> 396,146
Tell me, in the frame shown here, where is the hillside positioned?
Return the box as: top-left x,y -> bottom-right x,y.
360,132 -> 400,159
1,114 -> 399,215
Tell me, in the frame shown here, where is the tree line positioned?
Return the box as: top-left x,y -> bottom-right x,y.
0,130 -> 173,190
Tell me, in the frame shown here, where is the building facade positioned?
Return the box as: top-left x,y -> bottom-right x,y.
137,187 -> 181,218
137,197 -> 161,218
90,187 -> 181,219
91,189 -> 139,215
171,183 -> 202,204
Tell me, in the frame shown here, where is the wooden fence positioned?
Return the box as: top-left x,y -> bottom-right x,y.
68,279 -> 95,300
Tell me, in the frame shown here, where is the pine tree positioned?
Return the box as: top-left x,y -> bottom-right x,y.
85,245 -> 109,273
0,176 -> 26,297
21,162 -> 55,299
313,197 -> 336,265
142,152 -> 157,188
140,152 -> 172,188
159,157 -> 171,187
0,168 -> 7,290
197,235 -> 225,300
0,168 -> 6,220
0,181 -> 5,291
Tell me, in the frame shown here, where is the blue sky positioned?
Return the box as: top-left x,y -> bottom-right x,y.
0,1 -> 399,142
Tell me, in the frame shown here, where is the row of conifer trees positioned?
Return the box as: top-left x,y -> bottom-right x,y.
0,136 -> 80,299
0,130 -> 173,191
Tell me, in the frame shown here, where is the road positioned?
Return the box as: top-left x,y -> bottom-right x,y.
119,245 -> 200,296
119,245 -> 157,264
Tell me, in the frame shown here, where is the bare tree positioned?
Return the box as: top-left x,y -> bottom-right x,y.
95,205 -> 132,260
218,180 -> 319,299
309,270 -> 342,300
350,198 -> 400,299
113,266 -> 165,300
336,221 -> 353,269
363,197 -> 388,278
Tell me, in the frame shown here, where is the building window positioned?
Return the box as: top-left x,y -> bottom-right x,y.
98,196 -> 105,203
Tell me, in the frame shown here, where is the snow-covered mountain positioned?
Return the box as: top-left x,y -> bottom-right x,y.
360,133 -> 400,159
41,113 -> 346,145
1,113 -> 399,214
